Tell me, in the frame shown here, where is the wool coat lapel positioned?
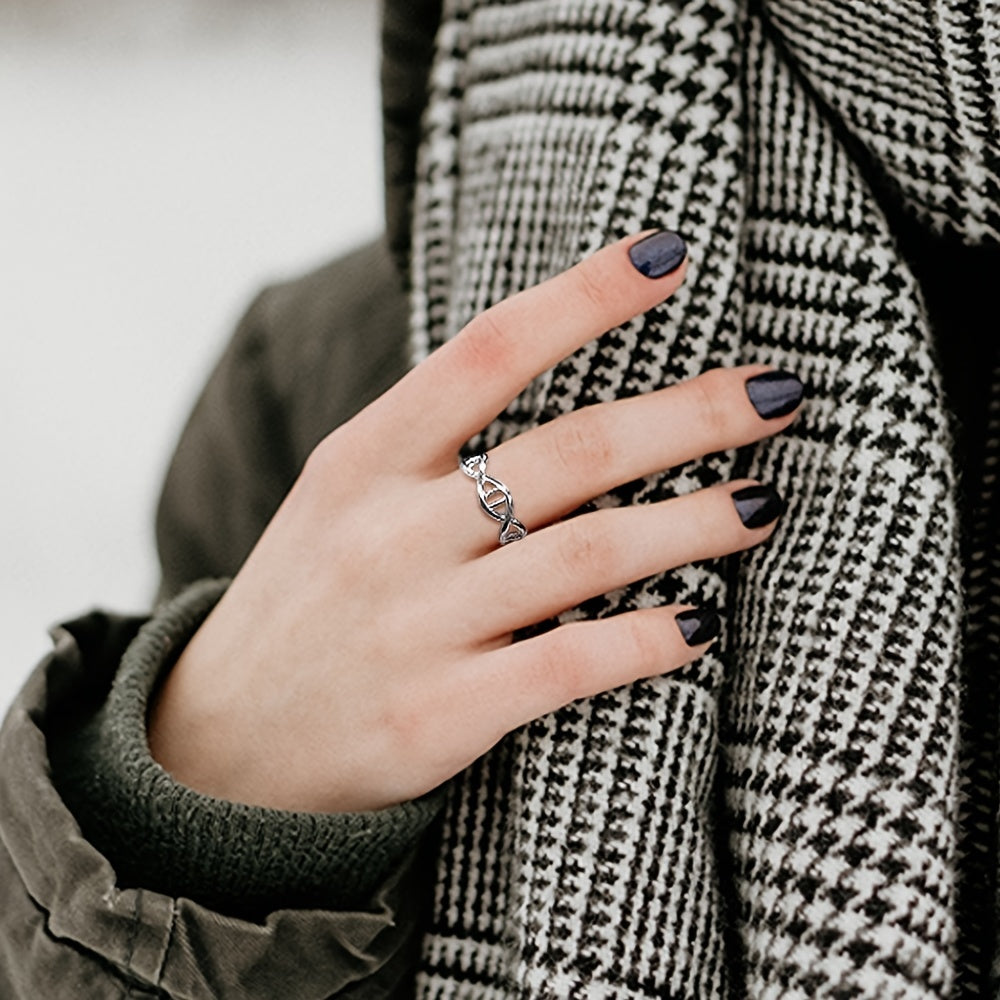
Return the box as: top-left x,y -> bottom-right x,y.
403,0 -> 997,994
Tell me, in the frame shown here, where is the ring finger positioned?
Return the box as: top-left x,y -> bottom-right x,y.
444,363 -> 802,555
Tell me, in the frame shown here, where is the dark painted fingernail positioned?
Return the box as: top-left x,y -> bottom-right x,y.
745,370 -> 804,419
675,608 -> 722,647
732,484 -> 784,529
628,230 -> 687,278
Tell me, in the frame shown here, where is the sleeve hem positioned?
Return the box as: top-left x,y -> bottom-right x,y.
52,579 -> 444,917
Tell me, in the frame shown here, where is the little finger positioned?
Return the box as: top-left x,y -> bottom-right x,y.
459,605 -> 722,738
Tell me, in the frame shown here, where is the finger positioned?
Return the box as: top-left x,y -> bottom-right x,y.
442,364 -> 803,553
362,231 -> 688,469
458,605 -> 721,737
459,479 -> 782,639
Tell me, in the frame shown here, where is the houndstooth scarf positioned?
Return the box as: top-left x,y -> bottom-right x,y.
402,1 -> 1000,995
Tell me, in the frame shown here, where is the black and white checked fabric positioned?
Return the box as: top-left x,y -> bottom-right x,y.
406,1 -> 1000,995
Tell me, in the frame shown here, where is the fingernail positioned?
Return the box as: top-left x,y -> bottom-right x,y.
732,484 -> 784,529
628,230 -> 687,278
745,370 -> 804,419
675,608 -> 722,647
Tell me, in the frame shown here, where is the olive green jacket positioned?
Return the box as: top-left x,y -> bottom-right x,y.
0,239 -> 439,998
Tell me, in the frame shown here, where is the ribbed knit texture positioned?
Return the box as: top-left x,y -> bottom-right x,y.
408,0 -> 999,996
53,579 -> 444,917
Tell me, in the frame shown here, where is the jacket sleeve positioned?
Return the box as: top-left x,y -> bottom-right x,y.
0,238 -> 444,998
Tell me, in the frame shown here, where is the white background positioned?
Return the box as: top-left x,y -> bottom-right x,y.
1,0 -> 382,711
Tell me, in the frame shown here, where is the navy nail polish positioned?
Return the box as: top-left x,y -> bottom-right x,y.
732,484 -> 784,529
676,608 -> 722,647
628,230 -> 687,278
745,370 -> 804,420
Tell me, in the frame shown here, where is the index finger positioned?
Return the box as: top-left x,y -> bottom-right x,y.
363,231 -> 688,471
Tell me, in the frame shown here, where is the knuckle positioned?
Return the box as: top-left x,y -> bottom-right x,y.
540,629 -> 592,701
688,368 -> 732,439
299,432 -> 378,516
551,411 -> 615,478
456,306 -> 512,376
302,427 -> 367,488
570,259 -> 616,314
296,440 -> 345,510
618,614 -> 666,677
687,487 -> 738,554
377,678 -> 434,754
693,488 -> 726,538
302,433 -> 339,481
554,514 -> 618,582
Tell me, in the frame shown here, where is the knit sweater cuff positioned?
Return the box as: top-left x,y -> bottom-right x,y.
54,579 -> 445,917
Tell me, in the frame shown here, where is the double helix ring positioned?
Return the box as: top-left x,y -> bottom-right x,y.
460,453 -> 527,546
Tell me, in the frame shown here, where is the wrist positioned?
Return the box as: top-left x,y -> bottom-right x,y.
148,591 -> 347,814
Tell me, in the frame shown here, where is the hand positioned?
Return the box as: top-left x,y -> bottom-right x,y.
148,232 -> 802,814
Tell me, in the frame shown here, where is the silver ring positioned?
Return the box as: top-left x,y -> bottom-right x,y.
460,453 -> 527,545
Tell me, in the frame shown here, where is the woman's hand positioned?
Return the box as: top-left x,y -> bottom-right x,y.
148,231 -> 803,814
